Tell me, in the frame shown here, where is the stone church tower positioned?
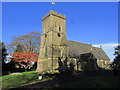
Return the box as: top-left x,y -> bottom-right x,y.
36,10 -> 67,72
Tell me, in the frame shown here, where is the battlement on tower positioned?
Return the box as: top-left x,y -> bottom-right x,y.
42,10 -> 66,21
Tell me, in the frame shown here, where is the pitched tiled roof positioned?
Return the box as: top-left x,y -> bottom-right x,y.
92,47 -> 110,60
66,40 -> 110,60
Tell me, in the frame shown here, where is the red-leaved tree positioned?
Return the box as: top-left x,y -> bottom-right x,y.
9,52 -> 38,62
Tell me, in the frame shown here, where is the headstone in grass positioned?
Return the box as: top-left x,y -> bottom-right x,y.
38,76 -> 43,80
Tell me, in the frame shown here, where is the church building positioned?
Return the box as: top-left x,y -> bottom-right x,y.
36,10 -> 110,72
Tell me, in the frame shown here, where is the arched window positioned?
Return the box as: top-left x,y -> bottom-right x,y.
58,33 -> 60,37
45,33 -> 47,37
59,27 -> 61,31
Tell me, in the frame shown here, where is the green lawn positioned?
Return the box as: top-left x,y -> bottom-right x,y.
0,71 -> 53,89
1,70 -> 119,89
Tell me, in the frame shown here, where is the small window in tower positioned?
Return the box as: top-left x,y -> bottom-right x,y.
45,47 -> 47,57
45,33 -> 47,37
59,27 -> 61,31
58,33 -> 60,37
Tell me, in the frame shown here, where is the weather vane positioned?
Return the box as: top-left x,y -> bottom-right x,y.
51,2 -> 55,10
51,2 -> 55,6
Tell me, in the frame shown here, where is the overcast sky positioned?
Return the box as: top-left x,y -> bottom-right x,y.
2,2 -> 118,61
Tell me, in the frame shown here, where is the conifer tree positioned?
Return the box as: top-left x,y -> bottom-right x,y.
112,45 -> 120,69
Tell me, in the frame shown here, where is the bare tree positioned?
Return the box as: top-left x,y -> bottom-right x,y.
7,32 -> 41,54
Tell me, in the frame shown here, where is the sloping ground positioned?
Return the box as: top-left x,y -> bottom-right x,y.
4,70 -> 120,89
1,71 -> 53,89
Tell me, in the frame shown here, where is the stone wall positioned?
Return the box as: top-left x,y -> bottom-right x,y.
97,59 -> 111,69
36,58 -> 59,72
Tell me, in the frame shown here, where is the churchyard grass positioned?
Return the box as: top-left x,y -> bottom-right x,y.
53,70 -> 120,88
1,71 -> 54,89
1,70 -> 119,89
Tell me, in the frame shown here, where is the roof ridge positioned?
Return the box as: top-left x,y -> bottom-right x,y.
67,40 -> 91,46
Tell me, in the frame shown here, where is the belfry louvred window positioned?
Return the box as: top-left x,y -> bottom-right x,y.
45,47 -> 47,57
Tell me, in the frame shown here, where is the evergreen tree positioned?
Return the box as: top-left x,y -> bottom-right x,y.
1,42 -> 8,64
114,45 -> 120,56
0,41 -> 8,75
112,45 -> 120,69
